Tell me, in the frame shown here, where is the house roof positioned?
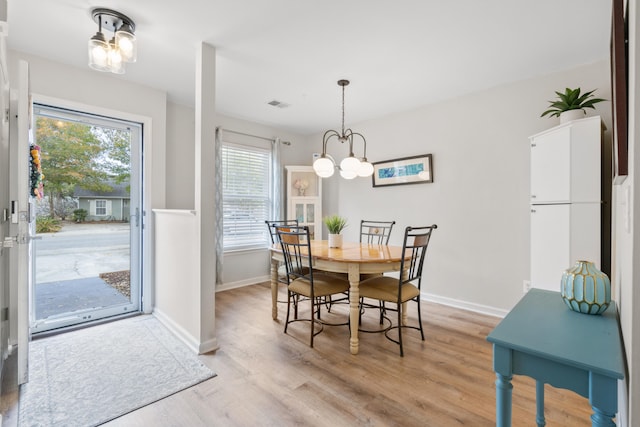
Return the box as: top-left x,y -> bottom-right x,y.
73,182 -> 130,199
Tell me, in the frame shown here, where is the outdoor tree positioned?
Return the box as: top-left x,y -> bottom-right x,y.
35,117 -> 131,217
92,126 -> 131,186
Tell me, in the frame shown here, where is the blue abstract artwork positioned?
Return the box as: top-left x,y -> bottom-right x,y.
378,162 -> 424,179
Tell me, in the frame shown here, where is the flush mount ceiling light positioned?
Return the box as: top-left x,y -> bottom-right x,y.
313,80 -> 374,179
88,8 -> 137,74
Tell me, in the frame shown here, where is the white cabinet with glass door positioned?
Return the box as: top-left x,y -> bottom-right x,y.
285,166 -> 321,240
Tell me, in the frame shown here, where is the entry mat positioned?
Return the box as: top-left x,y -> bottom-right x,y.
19,315 -> 216,426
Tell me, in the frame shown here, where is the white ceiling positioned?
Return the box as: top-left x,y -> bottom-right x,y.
7,1 -> 612,135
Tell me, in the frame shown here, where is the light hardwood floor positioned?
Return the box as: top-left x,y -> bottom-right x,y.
3,282 -> 593,426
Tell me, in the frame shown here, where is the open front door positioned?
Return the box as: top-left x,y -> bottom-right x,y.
9,60 -> 33,384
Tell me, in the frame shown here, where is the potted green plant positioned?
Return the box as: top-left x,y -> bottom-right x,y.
540,88 -> 605,123
323,214 -> 348,248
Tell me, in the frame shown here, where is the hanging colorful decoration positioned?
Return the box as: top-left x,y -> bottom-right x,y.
29,144 -> 44,199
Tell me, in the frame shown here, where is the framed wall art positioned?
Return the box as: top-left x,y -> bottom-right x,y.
611,0 -> 628,183
372,154 -> 433,188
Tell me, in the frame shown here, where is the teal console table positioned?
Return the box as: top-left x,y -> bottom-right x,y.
487,289 -> 625,427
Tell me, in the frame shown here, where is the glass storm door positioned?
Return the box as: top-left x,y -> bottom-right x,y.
29,104 -> 142,334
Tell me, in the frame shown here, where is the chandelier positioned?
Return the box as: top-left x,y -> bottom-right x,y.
88,8 -> 137,74
313,80 -> 374,179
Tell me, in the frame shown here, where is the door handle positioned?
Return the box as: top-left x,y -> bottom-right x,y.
130,208 -> 140,227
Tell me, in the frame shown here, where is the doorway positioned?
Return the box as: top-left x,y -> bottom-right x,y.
29,104 -> 142,334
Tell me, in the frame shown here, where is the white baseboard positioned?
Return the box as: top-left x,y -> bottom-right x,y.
152,308 -> 219,354
197,337 -> 219,354
216,279 -> 509,318
216,275 -> 270,292
421,292 -> 508,318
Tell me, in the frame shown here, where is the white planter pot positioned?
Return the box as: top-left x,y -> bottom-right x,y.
328,234 -> 343,248
559,109 -> 585,124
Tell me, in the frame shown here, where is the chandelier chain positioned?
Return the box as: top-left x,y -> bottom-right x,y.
341,84 -> 345,136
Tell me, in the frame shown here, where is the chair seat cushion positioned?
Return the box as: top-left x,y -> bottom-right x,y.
359,276 -> 420,303
289,273 -> 349,298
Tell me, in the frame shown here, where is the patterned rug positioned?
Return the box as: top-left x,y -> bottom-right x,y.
18,316 -> 216,426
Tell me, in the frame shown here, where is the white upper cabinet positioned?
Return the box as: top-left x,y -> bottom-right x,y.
529,116 -> 603,204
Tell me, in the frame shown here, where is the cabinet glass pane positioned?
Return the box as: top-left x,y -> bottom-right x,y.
308,225 -> 315,240
295,204 -> 304,223
307,204 -> 315,223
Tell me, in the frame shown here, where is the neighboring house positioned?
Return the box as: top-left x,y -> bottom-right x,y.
73,182 -> 130,222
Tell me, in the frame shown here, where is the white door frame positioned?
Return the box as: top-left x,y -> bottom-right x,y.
8,60 -> 31,384
32,94 -> 154,317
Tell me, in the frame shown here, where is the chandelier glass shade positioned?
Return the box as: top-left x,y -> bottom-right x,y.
313,80 -> 373,179
88,8 -> 137,74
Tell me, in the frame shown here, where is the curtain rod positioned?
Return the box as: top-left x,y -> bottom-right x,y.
217,127 -> 291,145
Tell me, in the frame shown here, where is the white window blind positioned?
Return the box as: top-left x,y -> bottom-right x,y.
222,143 -> 271,250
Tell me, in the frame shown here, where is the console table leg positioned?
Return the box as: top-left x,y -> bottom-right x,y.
495,373 -> 513,427
535,381 -> 546,427
590,407 -> 616,427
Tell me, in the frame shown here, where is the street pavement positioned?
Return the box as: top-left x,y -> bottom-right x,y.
35,221 -> 130,282
34,222 -> 131,320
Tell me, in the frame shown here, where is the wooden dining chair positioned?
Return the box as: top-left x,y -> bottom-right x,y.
266,219 -> 299,283
358,224 -> 437,356
360,220 -> 396,245
358,220 -> 396,312
275,225 -> 350,348
266,219 -> 299,244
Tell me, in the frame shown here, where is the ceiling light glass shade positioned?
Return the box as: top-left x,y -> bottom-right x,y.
313,156 -> 334,176
357,160 -> 374,177
340,169 -> 358,179
106,39 -> 125,74
116,24 -> 137,62
88,33 -> 110,71
317,167 -> 335,178
340,156 -> 361,174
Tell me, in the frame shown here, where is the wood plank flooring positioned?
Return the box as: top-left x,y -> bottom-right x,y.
3,282 -> 593,426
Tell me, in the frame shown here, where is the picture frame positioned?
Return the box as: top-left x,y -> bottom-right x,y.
372,154 -> 433,187
611,0 -> 628,184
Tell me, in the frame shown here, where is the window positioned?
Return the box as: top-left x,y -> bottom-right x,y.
95,200 -> 107,216
222,143 -> 271,250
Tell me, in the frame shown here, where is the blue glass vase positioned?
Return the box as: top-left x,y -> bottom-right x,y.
560,260 -> 611,315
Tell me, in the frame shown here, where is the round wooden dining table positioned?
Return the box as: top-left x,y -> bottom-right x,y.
270,240 -> 408,355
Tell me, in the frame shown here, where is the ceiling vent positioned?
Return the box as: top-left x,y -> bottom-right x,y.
267,100 -> 290,109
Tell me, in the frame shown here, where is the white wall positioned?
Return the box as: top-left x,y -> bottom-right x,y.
317,60 -> 611,315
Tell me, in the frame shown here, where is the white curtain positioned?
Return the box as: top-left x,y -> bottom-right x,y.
271,138 -> 284,220
215,127 -> 224,285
